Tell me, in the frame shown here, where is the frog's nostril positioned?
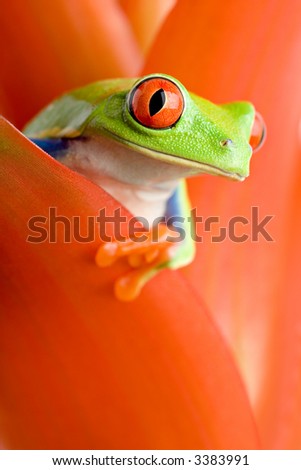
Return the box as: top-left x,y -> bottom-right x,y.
220,139 -> 233,147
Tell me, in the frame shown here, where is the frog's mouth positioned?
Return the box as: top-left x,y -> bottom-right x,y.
102,129 -> 247,182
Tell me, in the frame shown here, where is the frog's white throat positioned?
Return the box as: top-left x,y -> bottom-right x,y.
57,135 -> 199,224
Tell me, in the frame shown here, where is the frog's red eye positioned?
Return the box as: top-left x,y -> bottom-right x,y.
249,111 -> 266,151
128,77 -> 184,129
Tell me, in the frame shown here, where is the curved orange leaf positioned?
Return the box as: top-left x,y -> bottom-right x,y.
0,118 -> 259,449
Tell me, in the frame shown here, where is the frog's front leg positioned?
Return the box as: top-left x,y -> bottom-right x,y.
96,179 -> 195,301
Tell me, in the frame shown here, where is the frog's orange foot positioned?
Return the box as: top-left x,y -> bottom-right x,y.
95,224 -> 179,301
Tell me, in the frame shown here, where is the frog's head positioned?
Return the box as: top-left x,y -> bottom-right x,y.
89,73 -> 265,181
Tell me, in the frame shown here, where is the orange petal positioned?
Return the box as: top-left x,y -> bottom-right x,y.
0,0 -> 142,128
118,0 -> 176,54
0,118 -> 259,449
144,0 -> 301,448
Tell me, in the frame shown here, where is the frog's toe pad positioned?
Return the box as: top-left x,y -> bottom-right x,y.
95,242 -> 119,267
95,224 -> 179,301
113,245 -> 176,301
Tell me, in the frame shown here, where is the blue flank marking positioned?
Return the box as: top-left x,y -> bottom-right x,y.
31,138 -> 70,159
166,185 -> 182,220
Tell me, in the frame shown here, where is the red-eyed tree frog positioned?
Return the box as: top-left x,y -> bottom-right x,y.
24,73 -> 265,301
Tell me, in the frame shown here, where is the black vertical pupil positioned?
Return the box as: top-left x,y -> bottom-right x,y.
149,88 -> 166,116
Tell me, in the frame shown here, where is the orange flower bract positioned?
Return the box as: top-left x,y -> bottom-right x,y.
0,118 -> 260,449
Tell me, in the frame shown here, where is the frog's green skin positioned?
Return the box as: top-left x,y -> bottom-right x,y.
25,75 -> 254,177
24,73 -> 256,293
